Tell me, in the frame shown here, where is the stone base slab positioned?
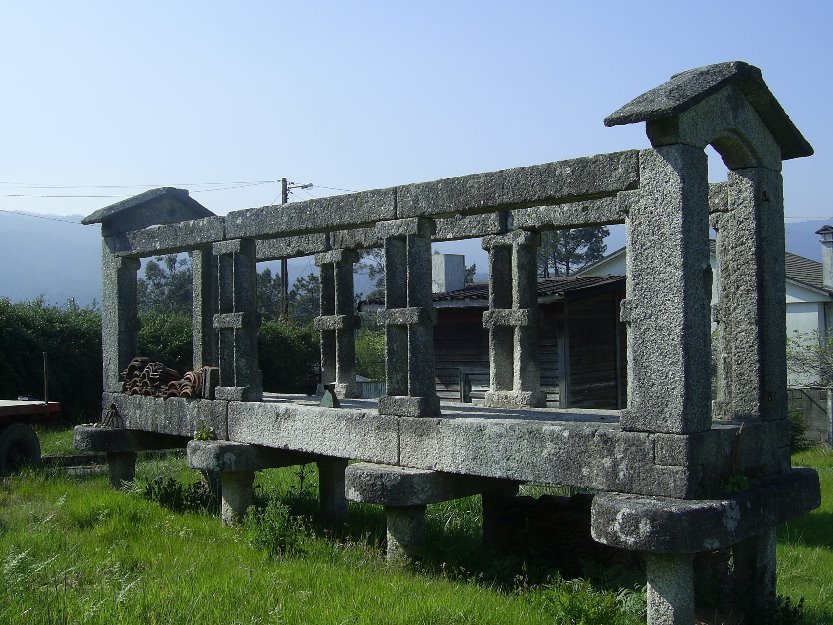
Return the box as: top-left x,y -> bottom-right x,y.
590,468 -> 820,553
483,390 -> 547,409
73,425 -> 188,453
378,394 -> 440,417
187,440 -> 317,473
345,462 -> 498,507
105,393 -> 229,440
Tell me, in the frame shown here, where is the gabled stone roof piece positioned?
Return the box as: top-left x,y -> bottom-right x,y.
815,225 -> 833,236
604,61 -> 813,161
82,187 -> 215,234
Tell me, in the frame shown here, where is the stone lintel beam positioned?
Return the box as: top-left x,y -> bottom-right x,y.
482,229 -> 537,250
256,233 -> 329,261
224,151 -> 638,240
105,216 -> 225,257
482,308 -> 531,329
590,468 -> 820,554
377,307 -> 436,327
510,192 -> 633,230
73,425 -> 188,454
187,440 -> 317,473
314,248 -> 360,266
345,463 -> 500,507
105,393 -> 229,440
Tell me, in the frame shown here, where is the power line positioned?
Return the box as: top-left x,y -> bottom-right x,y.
312,184 -> 358,193
0,208 -> 84,224
0,179 -> 278,189
0,180 -> 277,199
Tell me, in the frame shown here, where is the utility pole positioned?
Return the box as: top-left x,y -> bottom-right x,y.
279,177 -> 313,318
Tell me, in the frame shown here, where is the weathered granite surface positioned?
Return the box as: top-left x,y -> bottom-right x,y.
187,440 -> 316,472
108,394 -> 229,440
73,425 -> 188,453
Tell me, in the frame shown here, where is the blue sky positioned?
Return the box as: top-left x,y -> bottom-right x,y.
0,1 -> 830,223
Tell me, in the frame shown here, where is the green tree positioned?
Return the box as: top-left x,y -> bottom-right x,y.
355,328 -> 385,380
537,227 -> 610,277
357,248 -> 385,301
137,254 -> 193,314
288,273 -> 321,326
257,266 -> 284,321
787,329 -> 833,386
465,262 -> 477,285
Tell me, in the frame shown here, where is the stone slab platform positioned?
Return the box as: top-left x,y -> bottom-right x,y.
99,393 -> 793,499
590,468 -> 820,553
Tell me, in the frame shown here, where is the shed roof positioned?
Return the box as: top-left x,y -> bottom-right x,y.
82,187 -> 214,233
604,61 -> 813,161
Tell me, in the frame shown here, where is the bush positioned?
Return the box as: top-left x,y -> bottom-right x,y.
245,498 -> 308,558
355,328 -> 385,380
788,407 -> 809,451
0,298 -> 102,422
258,319 -> 319,394
137,311 -> 193,375
138,475 -> 219,514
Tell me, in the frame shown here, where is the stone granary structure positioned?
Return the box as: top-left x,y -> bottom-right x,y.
74,62 -> 821,625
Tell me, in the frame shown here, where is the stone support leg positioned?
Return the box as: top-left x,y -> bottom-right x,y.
482,483 -> 519,552
317,458 -> 348,527
106,451 -> 137,490
386,505 -> 426,564
644,553 -> 694,625
622,145 -> 711,433
101,246 -> 140,393
220,470 -> 255,525
732,527 -> 777,615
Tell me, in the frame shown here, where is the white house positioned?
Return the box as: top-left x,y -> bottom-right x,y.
579,233 -> 833,385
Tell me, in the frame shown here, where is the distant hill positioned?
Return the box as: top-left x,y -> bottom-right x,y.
1,211 -> 830,306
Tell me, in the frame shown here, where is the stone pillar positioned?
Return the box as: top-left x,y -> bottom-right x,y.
482,482 -> 519,552
314,250 -> 360,398
644,553 -> 694,625
732,528 -> 777,614
386,505 -> 426,564
712,168 -> 786,422
376,218 -> 440,417
106,451 -> 137,490
213,239 -> 262,401
220,470 -> 255,525
192,248 -> 217,370
621,146 -> 711,433
482,230 -> 546,408
101,245 -> 140,393
317,458 -> 348,527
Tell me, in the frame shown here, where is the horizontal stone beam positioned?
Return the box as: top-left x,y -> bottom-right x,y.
590,468 -> 820,553
105,216 -> 225,257
345,462 -> 495,506
73,424 -> 188,453
105,393 -> 229,440
227,150 -> 640,240
256,233 -> 329,261
187,440 -> 317,472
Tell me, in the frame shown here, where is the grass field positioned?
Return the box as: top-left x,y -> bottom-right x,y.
1,430 -> 831,624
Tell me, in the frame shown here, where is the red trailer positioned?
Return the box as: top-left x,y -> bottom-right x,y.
0,400 -> 60,474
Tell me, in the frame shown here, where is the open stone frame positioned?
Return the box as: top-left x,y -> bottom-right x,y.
75,61 -> 821,625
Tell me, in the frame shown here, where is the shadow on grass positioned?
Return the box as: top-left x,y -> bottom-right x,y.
779,512 -> 833,550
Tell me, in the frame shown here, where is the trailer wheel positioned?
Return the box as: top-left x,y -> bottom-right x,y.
0,423 -> 41,475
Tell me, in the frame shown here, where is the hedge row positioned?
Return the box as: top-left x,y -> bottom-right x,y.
0,300 -> 321,423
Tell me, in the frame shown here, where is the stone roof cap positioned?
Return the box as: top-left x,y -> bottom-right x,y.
604,61 -> 813,161
815,225 -> 833,236
82,187 -> 214,228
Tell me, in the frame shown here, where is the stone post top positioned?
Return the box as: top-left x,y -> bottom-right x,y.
816,225 -> 833,242
82,187 -> 216,235
604,61 -> 813,161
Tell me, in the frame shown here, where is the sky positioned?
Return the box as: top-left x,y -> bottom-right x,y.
0,1 -> 830,227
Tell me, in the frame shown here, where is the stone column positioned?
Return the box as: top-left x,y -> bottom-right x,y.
644,553 -> 695,625
621,146 -> 711,433
376,217 -> 440,417
713,168 -> 786,423
317,458 -> 349,527
386,505 -> 426,564
314,250 -> 360,398
192,248 -> 217,370
732,527 -> 777,614
213,239 -> 262,401
106,451 -> 137,490
220,470 -> 255,525
101,245 -> 140,393
482,230 -> 546,408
